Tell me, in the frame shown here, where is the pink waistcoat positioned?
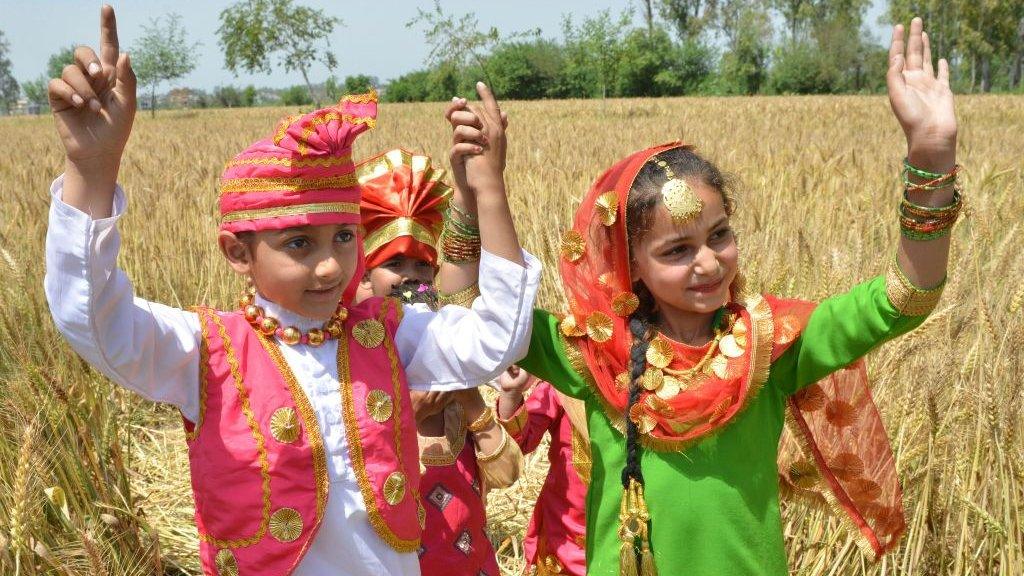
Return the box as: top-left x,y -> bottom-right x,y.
185,296 -> 423,576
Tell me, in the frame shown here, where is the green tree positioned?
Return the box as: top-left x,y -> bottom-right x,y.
715,0 -> 772,94
343,74 -> 375,94
486,39 -> 565,99
21,76 -> 49,111
383,69 -> 434,102
132,13 -> 199,116
46,46 -> 76,80
218,0 -> 341,106
0,31 -> 18,113
280,84 -> 313,105
242,84 -> 258,106
560,10 -> 632,98
407,1 -> 538,93
658,0 -> 718,41
213,85 -> 243,107
616,27 -> 712,96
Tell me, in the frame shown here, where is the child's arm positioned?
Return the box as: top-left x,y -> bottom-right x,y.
452,389 -> 523,491
887,18 -> 956,290
44,6 -> 202,421
496,370 -> 561,456
397,83 -> 541,389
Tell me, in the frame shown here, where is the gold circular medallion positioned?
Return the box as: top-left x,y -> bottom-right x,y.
641,367 -> 664,391
383,471 -> 407,505
788,459 -> 820,490
366,390 -> 394,423
559,314 -> 586,338
661,178 -> 704,225
614,371 -> 631,390
352,319 -> 386,348
708,354 -> 729,379
656,375 -> 682,400
269,507 -> 303,542
645,335 -> 673,368
611,292 -> 639,317
719,334 -> 744,358
585,312 -> 613,343
628,403 -> 656,434
215,548 -> 238,576
269,407 -> 300,444
560,230 -> 585,262
594,191 -> 619,226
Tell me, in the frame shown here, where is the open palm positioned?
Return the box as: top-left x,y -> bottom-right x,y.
886,18 -> 956,155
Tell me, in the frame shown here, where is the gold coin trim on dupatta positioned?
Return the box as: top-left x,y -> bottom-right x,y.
366,390 -> 394,423
585,312 -> 614,343
641,367 -> 664,391
788,459 -> 821,490
719,334 -> 745,358
661,178 -> 704,225
269,407 -> 300,444
383,471 -> 407,505
560,315 -> 586,338
269,507 -> 303,543
352,319 -> 386,348
594,191 -> 619,226
656,375 -> 682,400
645,335 -> 673,369
560,230 -> 586,262
215,549 -> 238,576
611,292 -> 639,317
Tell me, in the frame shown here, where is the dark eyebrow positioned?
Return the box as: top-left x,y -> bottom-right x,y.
658,216 -> 729,246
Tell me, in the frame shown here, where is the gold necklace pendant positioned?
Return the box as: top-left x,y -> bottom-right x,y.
238,286 -> 347,347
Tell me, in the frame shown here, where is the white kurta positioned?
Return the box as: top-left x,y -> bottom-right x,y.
43,177 -> 542,576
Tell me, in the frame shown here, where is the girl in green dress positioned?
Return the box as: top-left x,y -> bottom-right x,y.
442,17 -> 958,575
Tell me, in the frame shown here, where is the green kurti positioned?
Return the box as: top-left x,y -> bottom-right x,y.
519,276 -> 927,575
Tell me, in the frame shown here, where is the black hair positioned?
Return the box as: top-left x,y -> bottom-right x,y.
387,279 -> 438,310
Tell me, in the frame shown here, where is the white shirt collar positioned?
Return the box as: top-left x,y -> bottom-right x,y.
254,293 -> 326,332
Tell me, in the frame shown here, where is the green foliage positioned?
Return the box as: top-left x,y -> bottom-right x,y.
615,29 -> 712,97
218,0 -> 341,104
486,39 -> 564,99
213,85 -> 242,107
132,13 -> 200,116
21,76 -> 48,108
343,74 -> 376,94
46,46 -> 76,80
0,31 -> 18,113
280,84 -> 313,105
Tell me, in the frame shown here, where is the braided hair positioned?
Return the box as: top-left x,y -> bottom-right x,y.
622,284 -> 656,489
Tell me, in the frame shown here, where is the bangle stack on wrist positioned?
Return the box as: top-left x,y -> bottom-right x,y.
467,406 -> 496,433
441,202 -> 482,263
899,158 -> 963,242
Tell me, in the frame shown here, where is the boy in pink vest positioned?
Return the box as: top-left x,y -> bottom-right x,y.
353,148 -> 524,575
43,8 -> 539,576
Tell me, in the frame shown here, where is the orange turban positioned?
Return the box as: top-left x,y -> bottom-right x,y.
356,149 -> 452,269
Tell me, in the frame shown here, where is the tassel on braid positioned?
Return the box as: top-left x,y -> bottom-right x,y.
619,287 -> 658,576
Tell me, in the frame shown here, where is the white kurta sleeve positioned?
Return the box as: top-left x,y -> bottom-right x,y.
44,176 -> 203,422
396,249 -> 541,391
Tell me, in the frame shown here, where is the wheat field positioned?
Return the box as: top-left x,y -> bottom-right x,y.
0,95 -> 1021,575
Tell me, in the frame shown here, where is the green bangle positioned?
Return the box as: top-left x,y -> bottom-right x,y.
902,188 -> 962,212
903,157 -> 948,180
900,227 -> 953,241
448,200 -> 477,223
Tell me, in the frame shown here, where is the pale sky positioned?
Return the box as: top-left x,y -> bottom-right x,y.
1,0 -> 890,91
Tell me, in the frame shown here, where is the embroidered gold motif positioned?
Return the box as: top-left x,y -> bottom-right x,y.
585,312 -> 613,343
417,501 -> 426,529
269,507 -> 303,543
611,292 -> 639,317
569,426 -> 592,487
383,471 -> 407,505
186,308 -> 212,441
788,459 -> 821,490
641,366 -> 664,391
215,548 -> 238,576
594,191 -> 619,226
221,202 -> 360,224
645,335 -> 673,369
352,319 -> 386,348
560,230 -> 585,262
885,257 -> 945,316
270,407 -> 300,444
366,390 -> 394,423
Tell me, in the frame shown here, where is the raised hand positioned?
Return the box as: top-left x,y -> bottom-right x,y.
887,17 -> 956,167
498,365 -> 531,396
49,5 -> 136,168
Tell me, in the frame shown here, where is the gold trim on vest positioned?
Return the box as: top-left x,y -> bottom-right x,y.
366,390 -> 394,423
269,507 -> 304,543
352,319 -> 386,348
270,407 -> 300,444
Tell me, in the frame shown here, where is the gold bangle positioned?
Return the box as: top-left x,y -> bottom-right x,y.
437,283 -> 481,309
885,256 -> 945,316
475,425 -> 510,463
467,406 -> 496,433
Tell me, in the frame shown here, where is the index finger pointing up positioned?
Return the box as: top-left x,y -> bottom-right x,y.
475,82 -> 502,125
100,5 -> 120,68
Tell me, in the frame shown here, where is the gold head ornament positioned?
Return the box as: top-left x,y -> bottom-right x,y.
653,158 -> 703,225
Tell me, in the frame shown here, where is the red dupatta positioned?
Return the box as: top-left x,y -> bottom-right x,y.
557,142 -> 905,559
